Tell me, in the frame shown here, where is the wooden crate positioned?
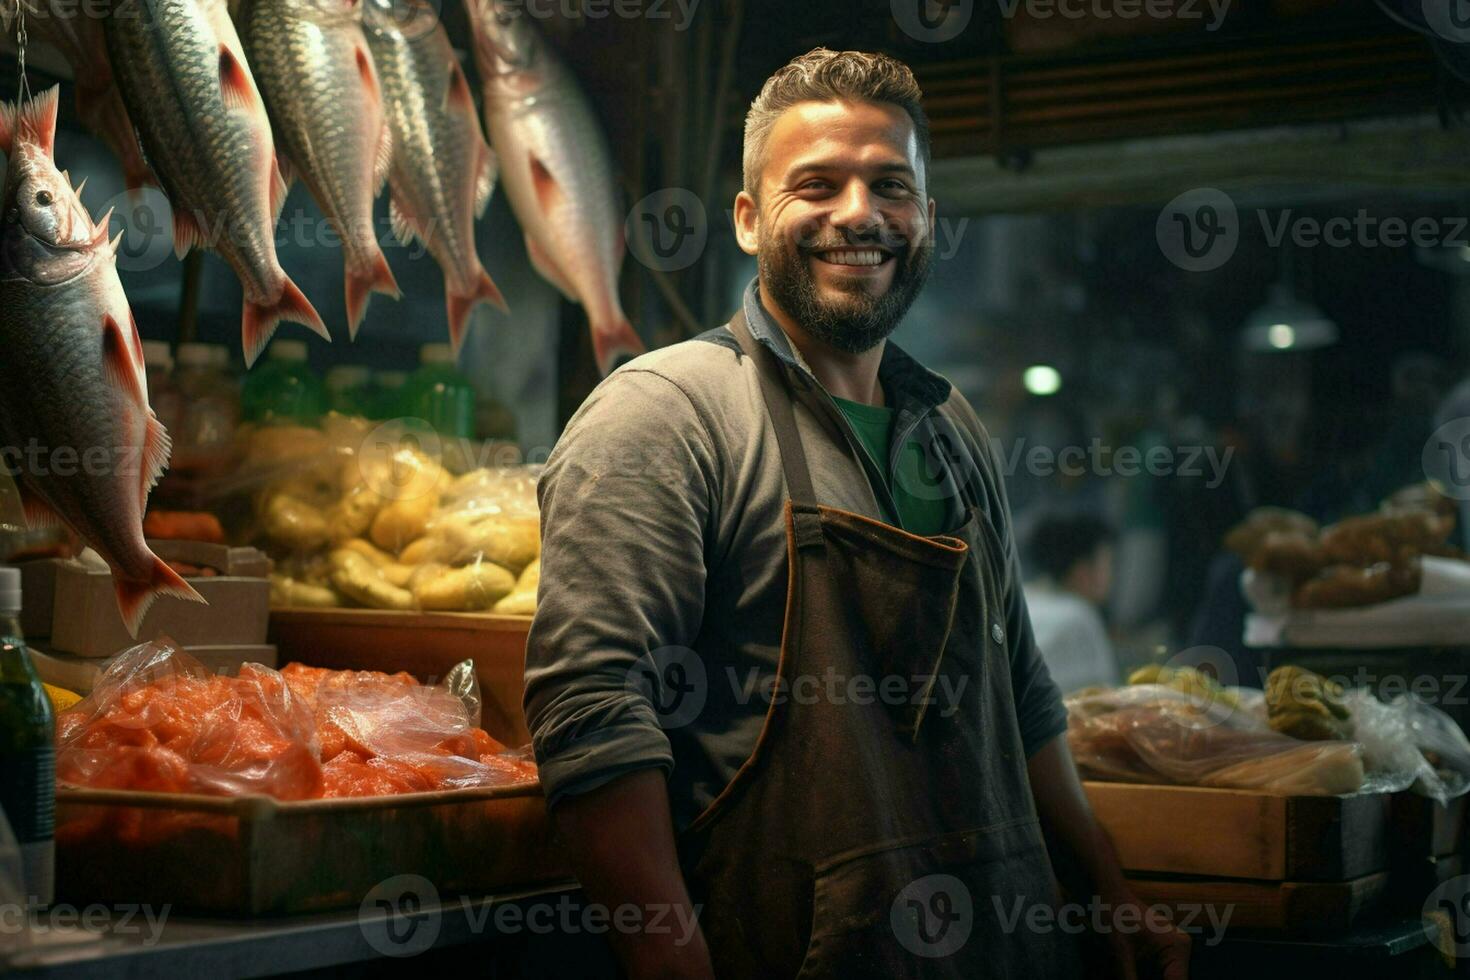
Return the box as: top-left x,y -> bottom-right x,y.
269,609 -> 532,747
1126,872 -> 1390,932
1083,782 -> 1391,881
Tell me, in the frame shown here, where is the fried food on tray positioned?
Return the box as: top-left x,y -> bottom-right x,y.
1265,665 -> 1354,740
1128,664 -> 1242,710
1292,561 -> 1421,610
1224,507 -> 1319,561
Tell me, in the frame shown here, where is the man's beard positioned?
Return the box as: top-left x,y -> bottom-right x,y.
758,227 -> 933,355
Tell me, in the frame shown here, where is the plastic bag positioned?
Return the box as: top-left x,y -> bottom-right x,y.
1346,691 -> 1470,804
1066,685 -> 1368,795
55,641 -> 537,801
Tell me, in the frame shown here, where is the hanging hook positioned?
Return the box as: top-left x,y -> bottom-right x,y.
12,0 -> 31,108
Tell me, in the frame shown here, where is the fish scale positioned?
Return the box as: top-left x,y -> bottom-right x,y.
364,0 -> 505,354
243,0 -> 400,339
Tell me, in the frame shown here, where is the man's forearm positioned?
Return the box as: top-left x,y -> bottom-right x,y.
551,768 -> 715,980
1025,735 -> 1130,898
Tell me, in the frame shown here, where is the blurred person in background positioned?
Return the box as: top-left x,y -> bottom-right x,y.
1022,511 -> 1121,693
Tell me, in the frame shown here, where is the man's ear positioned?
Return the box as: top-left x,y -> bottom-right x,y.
734,190 -> 760,256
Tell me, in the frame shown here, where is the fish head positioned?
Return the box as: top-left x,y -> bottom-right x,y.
1,87 -> 112,286
471,0 -> 537,74
362,0 -> 439,40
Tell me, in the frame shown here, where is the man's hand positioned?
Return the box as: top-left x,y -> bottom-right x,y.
1026,737 -> 1193,980
552,769 -> 716,980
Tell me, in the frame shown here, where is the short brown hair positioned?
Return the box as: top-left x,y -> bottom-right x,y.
742,48 -> 931,197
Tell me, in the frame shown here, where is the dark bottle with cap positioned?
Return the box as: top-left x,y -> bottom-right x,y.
0,566 -> 54,908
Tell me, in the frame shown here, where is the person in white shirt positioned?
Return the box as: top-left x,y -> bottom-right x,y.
1022,511 -> 1121,694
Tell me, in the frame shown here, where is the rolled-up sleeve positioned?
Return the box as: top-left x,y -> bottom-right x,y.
524,369 -> 717,808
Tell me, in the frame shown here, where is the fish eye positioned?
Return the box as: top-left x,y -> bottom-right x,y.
35,190 -> 53,207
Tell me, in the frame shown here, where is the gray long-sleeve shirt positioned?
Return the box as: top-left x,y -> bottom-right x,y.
524,280 -> 1068,830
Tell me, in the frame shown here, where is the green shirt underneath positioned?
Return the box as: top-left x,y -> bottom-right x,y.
832,395 -> 951,537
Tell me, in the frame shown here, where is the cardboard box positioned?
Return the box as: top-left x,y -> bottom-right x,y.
50,543 -> 270,658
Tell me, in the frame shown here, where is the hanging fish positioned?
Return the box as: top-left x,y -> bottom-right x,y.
103,0 -> 328,366
364,0 -> 506,355
0,87 -> 204,635
466,0 -> 644,376
242,0 -> 401,338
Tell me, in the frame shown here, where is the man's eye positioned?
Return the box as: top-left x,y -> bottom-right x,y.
876,180 -> 910,193
799,180 -> 832,192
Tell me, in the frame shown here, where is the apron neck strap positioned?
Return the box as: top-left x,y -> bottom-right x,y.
731,310 -> 819,510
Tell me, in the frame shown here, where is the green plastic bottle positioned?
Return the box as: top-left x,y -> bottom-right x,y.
0,566 -> 54,909
241,340 -> 327,426
325,366 -> 374,418
371,371 -> 408,421
401,344 -> 475,440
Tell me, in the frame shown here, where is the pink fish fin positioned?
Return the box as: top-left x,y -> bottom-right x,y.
124,162 -> 157,203
474,140 -> 497,219
444,59 -> 475,115
243,278 -> 330,368
592,317 -> 644,377
446,267 -> 508,356
356,45 -> 380,104
102,313 -> 148,410
21,493 -> 66,532
218,45 -> 256,113
136,413 -> 172,512
269,154 -> 290,222
0,98 -> 12,156
15,85 -> 61,157
523,232 -> 576,302
389,192 -> 422,247
173,208 -> 205,260
528,152 -> 564,223
344,251 -> 400,341
276,151 -> 296,190
114,557 -> 206,639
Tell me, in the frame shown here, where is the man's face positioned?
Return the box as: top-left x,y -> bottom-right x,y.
736,100 -> 936,355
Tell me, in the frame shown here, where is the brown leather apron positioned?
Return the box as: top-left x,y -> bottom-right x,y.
678,314 -> 1077,979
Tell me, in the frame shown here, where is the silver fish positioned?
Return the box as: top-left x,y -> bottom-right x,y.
103,0 -> 328,366
0,87 -> 204,636
466,0 -> 643,376
364,0 -> 505,355
242,0 -> 400,339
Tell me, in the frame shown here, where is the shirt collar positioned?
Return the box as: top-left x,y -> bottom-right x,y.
740,278 -> 951,413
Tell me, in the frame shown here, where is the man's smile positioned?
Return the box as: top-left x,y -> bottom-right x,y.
809,246 -> 895,268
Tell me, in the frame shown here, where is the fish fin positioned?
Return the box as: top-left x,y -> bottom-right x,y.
270,155 -> 289,222
356,44 -> 380,103
219,46 -> 256,113
524,232 -> 576,302
345,251 -> 400,340
102,313 -> 148,409
389,193 -> 420,247
140,413 -> 172,508
444,59 -> 475,115
0,99 -> 12,156
243,278 -> 329,368
276,152 -> 296,190
14,85 -> 61,157
114,556 -> 207,639
446,268 -> 508,356
21,493 -> 65,531
528,152 -> 564,222
474,141 -> 496,219
173,209 -> 205,260
593,317 -> 644,377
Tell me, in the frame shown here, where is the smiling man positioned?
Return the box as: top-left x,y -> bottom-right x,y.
525,49 -> 1189,979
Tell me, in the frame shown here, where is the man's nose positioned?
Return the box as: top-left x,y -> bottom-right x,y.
829,181 -> 882,235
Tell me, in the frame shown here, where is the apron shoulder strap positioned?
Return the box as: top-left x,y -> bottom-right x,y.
729,311 -> 821,521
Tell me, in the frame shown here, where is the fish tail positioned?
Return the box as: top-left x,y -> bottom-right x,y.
243,278 -> 329,368
446,268 -> 509,356
345,251 -> 401,341
592,316 -> 645,377
114,557 -> 207,639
